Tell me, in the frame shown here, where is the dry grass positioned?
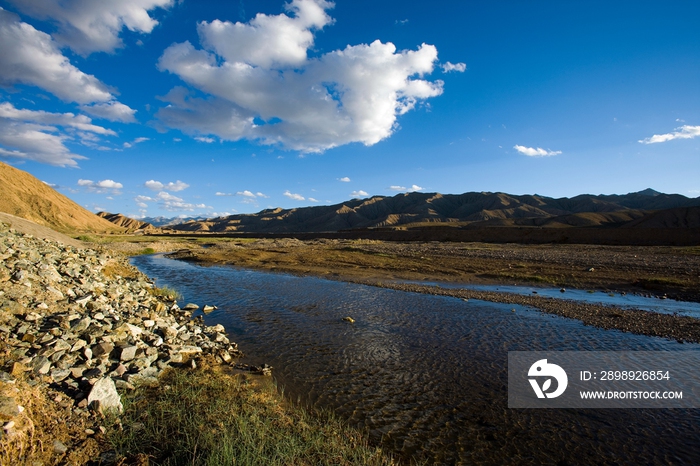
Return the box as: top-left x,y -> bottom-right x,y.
0,375 -> 103,465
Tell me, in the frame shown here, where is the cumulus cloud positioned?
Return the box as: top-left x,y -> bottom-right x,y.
638,125 -> 700,144
308,197 -> 319,202
144,179 -> 189,192
338,176 -> 351,182
81,102 -> 137,123
7,0 -> 174,55
194,136 -> 215,143
77,178 -> 123,193
513,145 -> 562,157
156,0 -> 445,153
283,190 -> 305,201
155,191 -> 209,212
441,62 -> 466,73
0,102 -> 116,166
350,190 -> 369,198
237,190 -> 256,197
389,184 -> 423,192
0,9 -> 136,112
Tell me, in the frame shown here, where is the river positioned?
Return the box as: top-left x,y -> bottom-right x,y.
131,253 -> 700,465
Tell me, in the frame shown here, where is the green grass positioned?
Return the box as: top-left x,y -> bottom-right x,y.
108,366 -> 396,466
149,285 -> 182,301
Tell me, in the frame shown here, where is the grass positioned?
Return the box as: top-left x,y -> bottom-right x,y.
149,285 -> 182,301
108,364 -> 396,466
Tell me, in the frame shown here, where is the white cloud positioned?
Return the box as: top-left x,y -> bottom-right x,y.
154,190 -> 209,211
638,125 -> 700,144
441,62 -> 466,73
256,192 -> 269,198
123,137 -> 149,148
144,179 -> 189,191
215,192 -> 233,196
308,197 -> 319,202
237,190 -> 256,197
7,0 -> 174,55
350,190 -> 368,198
513,145 -> 562,157
195,136 -> 215,143
338,176 -> 351,182
389,184 -> 423,192
0,9 -> 132,109
156,0 -> 444,153
0,102 -> 116,166
283,190 -> 305,201
81,102 -> 137,122
77,178 -> 123,193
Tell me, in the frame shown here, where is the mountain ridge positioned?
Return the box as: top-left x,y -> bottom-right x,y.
157,189 -> 700,233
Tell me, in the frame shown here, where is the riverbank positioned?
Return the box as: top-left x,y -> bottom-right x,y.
155,237 -> 700,343
0,224 -> 394,464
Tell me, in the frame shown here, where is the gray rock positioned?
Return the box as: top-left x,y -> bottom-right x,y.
119,345 -> 138,362
87,377 -> 123,414
31,356 -> 51,374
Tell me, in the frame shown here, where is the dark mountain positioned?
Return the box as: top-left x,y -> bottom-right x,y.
164,189 -> 700,234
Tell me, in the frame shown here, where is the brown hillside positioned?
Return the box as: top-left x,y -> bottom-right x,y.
97,212 -> 157,233
622,206 -> 700,228
0,162 -> 124,234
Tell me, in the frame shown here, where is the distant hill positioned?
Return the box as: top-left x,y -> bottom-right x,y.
97,212 -> 158,233
164,190 -> 700,234
142,215 -> 210,227
0,162 -> 124,234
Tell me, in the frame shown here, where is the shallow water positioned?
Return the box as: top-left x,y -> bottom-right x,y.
395,280 -> 700,318
132,254 -> 700,465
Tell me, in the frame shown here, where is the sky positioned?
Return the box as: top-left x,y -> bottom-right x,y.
0,0 -> 699,219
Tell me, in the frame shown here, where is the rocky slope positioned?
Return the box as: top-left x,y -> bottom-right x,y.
0,162 -> 123,234
0,220 -> 248,463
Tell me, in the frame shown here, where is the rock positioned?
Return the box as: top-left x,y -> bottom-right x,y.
119,345 -> 138,362
182,303 -> 199,311
53,440 -> 68,454
87,377 -> 123,414
71,317 -> 92,333
31,356 -> 52,374
202,305 -> 216,313
91,342 -> 114,358
0,396 -> 20,420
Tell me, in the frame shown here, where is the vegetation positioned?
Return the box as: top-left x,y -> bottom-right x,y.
149,285 -> 182,301
109,364 -> 395,466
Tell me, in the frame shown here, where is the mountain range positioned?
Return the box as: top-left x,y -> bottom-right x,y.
164,189 -> 700,233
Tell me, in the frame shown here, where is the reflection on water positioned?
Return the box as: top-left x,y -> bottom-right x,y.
394,280 -> 700,318
132,254 -> 700,465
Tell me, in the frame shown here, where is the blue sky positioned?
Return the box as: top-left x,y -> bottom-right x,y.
0,0 -> 698,219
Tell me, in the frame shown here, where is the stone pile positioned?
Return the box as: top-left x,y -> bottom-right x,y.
0,222 -> 243,418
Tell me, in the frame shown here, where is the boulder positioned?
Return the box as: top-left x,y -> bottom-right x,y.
87,377 -> 123,414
